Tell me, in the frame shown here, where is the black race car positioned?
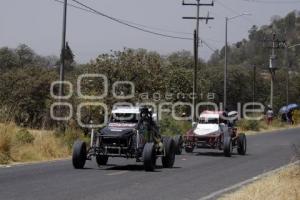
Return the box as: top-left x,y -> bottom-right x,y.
72,106 -> 179,171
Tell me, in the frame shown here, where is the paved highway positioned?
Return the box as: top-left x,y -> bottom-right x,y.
0,128 -> 299,200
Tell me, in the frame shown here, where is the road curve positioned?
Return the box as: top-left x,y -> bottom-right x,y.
0,128 -> 299,200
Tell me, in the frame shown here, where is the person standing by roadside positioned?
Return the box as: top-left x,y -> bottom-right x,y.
291,110 -> 295,125
287,111 -> 293,124
266,106 -> 274,125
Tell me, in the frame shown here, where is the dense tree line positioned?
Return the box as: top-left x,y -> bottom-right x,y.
0,11 -> 299,129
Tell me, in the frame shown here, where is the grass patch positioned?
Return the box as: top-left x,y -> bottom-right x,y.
218,163 -> 300,200
15,128 -> 35,144
237,119 -> 263,132
0,123 -> 15,164
237,117 -> 300,135
159,115 -> 191,136
0,123 -> 87,165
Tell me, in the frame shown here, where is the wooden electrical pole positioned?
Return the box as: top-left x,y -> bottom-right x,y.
182,0 -> 214,123
59,0 -> 68,100
263,32 -> 286,109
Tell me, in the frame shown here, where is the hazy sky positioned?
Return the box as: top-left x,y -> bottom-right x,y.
0,0 -> 299,63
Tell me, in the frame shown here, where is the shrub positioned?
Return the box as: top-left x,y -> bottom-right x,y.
0,124 -> 15,164
292,110 -> 300,125
0,132 -> 11,164
55,127 -> 87,149
35,134 -> 69,159
272,119 -> 286,128
237,119 -> 261,131
15,129 -> 35,144
63,129 -> 81,149
159,115 -> 191,136
0,123 -> 72,163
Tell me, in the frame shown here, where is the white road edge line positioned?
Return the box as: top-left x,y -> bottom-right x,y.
106,171 -> 129,176
198,160 -> 300,200
0,157 -> 70,168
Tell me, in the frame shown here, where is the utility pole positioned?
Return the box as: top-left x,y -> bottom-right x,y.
182,0 -> 214,123
270,33 -> 276,109
252,65 -> 256,110
224,17 -> 228,110
59,0 -> 68,101
224,13 -> 251,110
284,34 -> 289,120
264,32 -> 285,109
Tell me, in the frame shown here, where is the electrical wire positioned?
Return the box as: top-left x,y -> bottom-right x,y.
214,0 -> 256,25
52,0 -> 218,52
71,0 -> 192,40
53,0 -> 193,36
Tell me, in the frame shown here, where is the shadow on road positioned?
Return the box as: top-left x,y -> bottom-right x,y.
191,151 -> 251,157
195,151 -> 227,157
97,164 -> 181,172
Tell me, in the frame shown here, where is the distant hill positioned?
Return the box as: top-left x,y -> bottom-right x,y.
208,10 -> 300,71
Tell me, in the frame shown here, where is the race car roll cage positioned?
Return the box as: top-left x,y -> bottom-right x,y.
85,108 -> 166,161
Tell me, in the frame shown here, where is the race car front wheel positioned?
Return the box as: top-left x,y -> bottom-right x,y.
162,137 -> 176,168
237,133 -> 247,155
173,135 -> 183,155
72,140 -> 87,169
223,136 -> 232,157
143,142 -> 156,171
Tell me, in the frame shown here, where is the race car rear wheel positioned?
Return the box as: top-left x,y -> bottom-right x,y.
173,135 -> 183,155
143,142 -> 156,171
96,155 -> 109,166
237,133 -> 247,155
72,140 -> 87,169
223,136 -> 232,157
162,137 -> 176,168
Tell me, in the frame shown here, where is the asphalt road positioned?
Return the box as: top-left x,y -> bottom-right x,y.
1,128 -> 300,200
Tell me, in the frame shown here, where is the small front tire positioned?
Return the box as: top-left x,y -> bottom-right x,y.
223,136 -> 232,157
143,143 -> 156,171
237,133 -> 247,155
162,137 -> 176,168
173,135 -> 183,155
72,140 -> 87,169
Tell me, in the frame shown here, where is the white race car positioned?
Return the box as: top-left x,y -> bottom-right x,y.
184,111 -> 246,157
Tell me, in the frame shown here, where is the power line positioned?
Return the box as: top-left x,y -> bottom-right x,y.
214,0 -> 256,25
70,0 -> 192,40
54,0 -> 193,36
53,0 -> 94,13
52,0 -> 218,52
201,40 -> 218,53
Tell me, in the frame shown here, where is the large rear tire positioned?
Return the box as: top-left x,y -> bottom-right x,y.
96,155 -> 109,166
173,135 -> 183,155
162,137 -> 176,168
223,136 -> 232,157
237,133 -> 247,155
72,140 -> 87,169
143,143 -> 156,171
